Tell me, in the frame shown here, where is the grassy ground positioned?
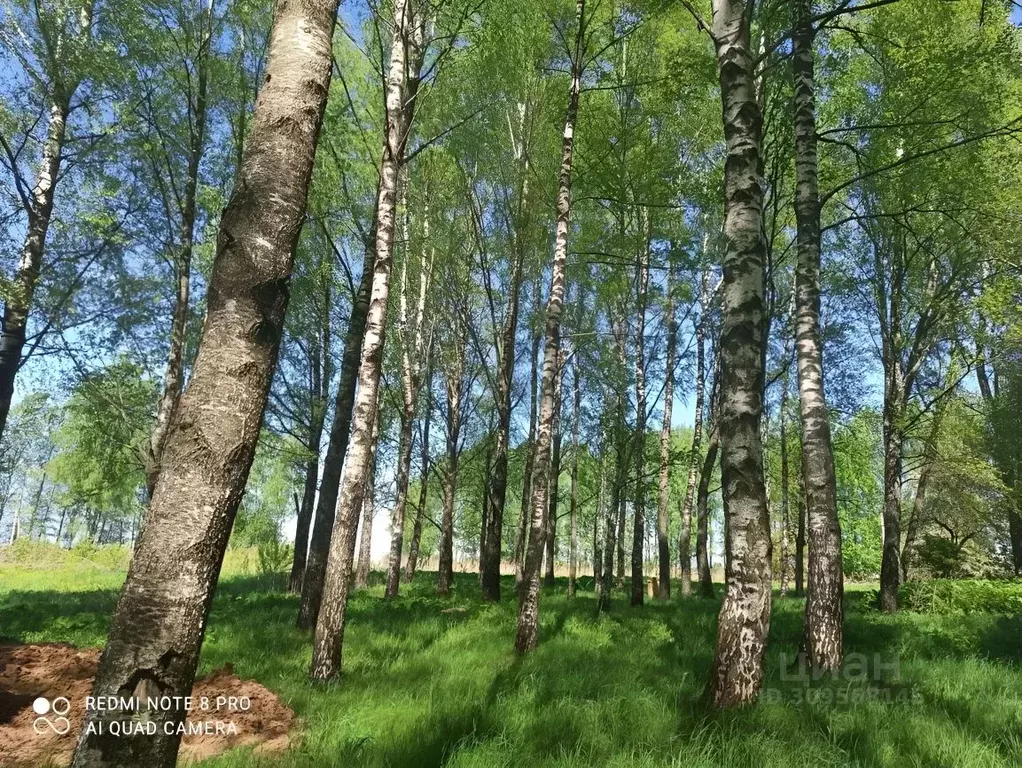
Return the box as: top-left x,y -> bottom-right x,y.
1,558 -> 1020,767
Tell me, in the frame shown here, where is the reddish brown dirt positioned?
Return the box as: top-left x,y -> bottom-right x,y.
0,644 -> 295,766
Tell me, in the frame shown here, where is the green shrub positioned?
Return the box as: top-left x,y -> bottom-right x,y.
900,578 -> 1022,615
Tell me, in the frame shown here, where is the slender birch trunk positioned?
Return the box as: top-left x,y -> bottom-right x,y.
72,0 -> 338,759
481,187 -> 528,601
437,338 -> 466,597
631,214 -> 650,606
146,12 -> 212,496
297,233 -> 376,628
515,0 -> 584,654
514,315 -> 541,585
680,266 -> 711,597
310,0 -> 426,680
696,424 -> 718,599
355,410 -> 381,588
792,0 -> 843,670
544,355 -> 564,587
385,195 -> 433,597
706,0 -> 772,708
656,261 -> 677,599
567,358 -> 581,597
290,257 -> 332,593
404,375 -> 433,582
0,93 -> 70,441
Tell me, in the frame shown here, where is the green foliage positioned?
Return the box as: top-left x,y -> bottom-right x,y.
900,579 -> 1022,616
833,410 -> 884,579
47,360 -> 154,533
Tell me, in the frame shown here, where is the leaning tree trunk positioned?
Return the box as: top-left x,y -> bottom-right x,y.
71,0 -> 339,761
404,376 -> 433,582
515,0 -> 583,654
289,334 -> 328,593
355,412 -> 381,588
656,262 -> 677,600
0,94 -> 70,442
310,0 -> 425,681
146,28 -> 210,497
297,234 -> 375,628
705,0 -> 772,709
792,0 -> 843,672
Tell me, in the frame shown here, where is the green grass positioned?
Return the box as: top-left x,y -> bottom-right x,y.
1,560 -> 1020,767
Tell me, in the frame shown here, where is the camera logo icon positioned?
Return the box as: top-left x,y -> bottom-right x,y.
32,696 -> 71,735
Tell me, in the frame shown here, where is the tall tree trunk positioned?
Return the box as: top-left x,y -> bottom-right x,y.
310,0 -> 426,680
481,265 -> 525,600
568,359 -> 581,597
297,235 -> 375,628
146,17 -> 211,496
0,94 -> 70,442
515,0 -> 584,654
795,460 -> 806,596
72,0 -> 338,760
404,377 -> 433,582
696,425 -> 718,599
705,0 -> 772,709
437,342 -> 466,597
355,410 -> 381,589
288,333 -> 328,593
656,262 -> 677,600
385,195 -> 432,598
544,356 -> 564,587
514,317 -> 541,585
779,369 -> 791,596
681,266 -> 711,597
879,374 -> 904,613
631,215 -> 649,606
792,0 -> 843,672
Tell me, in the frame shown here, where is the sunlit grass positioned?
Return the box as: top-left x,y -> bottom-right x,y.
1,559 -> 1019,767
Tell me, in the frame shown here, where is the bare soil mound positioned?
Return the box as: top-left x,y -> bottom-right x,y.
0,643 -> 295,766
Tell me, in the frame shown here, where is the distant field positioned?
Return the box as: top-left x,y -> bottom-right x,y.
1,554 -> 1021,767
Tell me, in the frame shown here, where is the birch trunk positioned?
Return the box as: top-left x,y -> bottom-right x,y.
481,223 -> 526,601
72,0 -> 338,759
404,377 -> 433,582
631,218 -> 650,606
680,267 -> 711,597
696,425 -> 718,599
355,411 -> 381,588
514,0 -> 584,654
567,359 -> 581,597
880,380 -> 904,612
514,320 -> 541,584
146,15 -> 211,496
544,356 -> 564,587
437,341 -> 465,596
385,197 -> 432,597
297,236 -> 375,628
309,0 -> 426,680
792,0 -> 843,671
289,323 -> 329,593
706,0 -> 772,708
656,263 -> 677,599
0,95 -> 70,441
